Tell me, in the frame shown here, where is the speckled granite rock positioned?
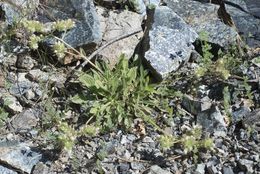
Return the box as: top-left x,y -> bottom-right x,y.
141,6 -> 198,80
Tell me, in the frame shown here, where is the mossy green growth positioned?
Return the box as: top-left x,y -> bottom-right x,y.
71,55 -> 168,132
21,19 -> 75,59
52,19 -> 75,32
56,121 -> 77,155
22,20 -> 45,33
0,108 -> 9,128
53,41 -> 67,59
242,76 -> 253,101
28,34 -> 42,50
158,134 -> 177,151
159,126 -> 213,158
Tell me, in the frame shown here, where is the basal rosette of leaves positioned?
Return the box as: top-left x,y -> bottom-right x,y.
71,55 -> 164,132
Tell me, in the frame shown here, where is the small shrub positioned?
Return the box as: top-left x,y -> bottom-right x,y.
71,55 -> 165,132
195,32 -> 242,80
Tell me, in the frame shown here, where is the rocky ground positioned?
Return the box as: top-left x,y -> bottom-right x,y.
0,0 -> 260,174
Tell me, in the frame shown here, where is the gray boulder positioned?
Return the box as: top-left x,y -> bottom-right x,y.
165,0 -> 239,47
141,6 -> 198,80
37,0 -> 101,48
225,0 -> 260,48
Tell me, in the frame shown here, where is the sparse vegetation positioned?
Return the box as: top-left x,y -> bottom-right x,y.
71,55 -> 165,132
159,126 -> 213,160
0,2 -> 259,173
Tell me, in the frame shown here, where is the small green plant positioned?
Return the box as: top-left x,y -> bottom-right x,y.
52,19 -> 75,32
53,41 -> 67,59
159,126 -> 213,161
158,134 -> 178,151
79,124 -> 98,136
21,19 -> 75,59
28,34 -> 43,50
223,86 -> 231,119
71,55 -> 167,132
242,76 -> 253,101
22,19 -> 45,33
181,126 -> 213,154
195,33 -> 242,80
56,121 -> 77,155
0,107 -> 9,128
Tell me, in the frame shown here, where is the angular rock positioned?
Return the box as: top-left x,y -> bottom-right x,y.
117,163 -> 130,173
27,69 -> 49,82
222,166 -> 234,174
165,0 -> 239,47
0,142 -> 42,173
182,95 -> 212,115
231,106 -> 251,122
238,159 -> 254,173
0,166 -> 17,174
32,162 -> 49,174
97,7 -> 143,66
37,0 -> 101,48
9,81 -> 31,97
225,0 -> 260,48
195,163 -> 206,174
16,55 -> 36,70
142,6 -> 198,80
1,94 -> 23,114
131,162 -> 145,170
197,105 -> 227,136
10,108 -> 41,132
148,165 -> 172,174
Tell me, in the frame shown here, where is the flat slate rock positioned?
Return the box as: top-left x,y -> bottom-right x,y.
10,108 -> 41,132
0,142 -> 42,173
165,0 -> 239,47
226,0 -> 260,48
244,0 -> 260,18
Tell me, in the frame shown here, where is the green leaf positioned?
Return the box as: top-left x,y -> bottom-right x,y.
70,94 -> 88,104
79,74 -> 95,87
